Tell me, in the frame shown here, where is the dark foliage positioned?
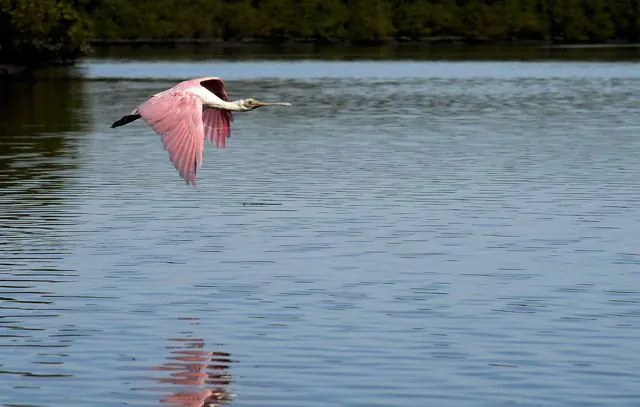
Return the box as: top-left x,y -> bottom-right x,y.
2,0 -> 639,68
84,0 -> 640,44
0,0 -> 92,68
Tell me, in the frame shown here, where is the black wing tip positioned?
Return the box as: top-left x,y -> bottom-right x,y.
111,113 -> 141,129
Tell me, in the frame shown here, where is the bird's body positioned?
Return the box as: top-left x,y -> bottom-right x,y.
111,76 -> 290,185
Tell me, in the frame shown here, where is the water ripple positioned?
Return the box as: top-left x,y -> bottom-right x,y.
1,59 -> 640,406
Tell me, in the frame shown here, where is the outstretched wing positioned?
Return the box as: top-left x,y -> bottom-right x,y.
138,89 -> 205,185
200,78 -> 233,149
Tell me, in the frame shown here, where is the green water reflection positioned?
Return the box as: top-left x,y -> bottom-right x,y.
90,42 -> 640,61
0,75 -> 88,190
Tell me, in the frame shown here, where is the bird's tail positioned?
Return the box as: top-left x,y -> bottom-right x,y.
111,110 -> 141,128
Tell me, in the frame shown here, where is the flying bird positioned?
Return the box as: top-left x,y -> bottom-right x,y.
111,77 -> 291,185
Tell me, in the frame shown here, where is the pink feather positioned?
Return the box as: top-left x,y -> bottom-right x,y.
138,89 -> 205,186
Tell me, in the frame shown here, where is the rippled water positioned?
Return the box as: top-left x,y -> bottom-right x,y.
1,48 -> 640,407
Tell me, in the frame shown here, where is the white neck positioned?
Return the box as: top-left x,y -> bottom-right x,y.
209,99 -> 246,112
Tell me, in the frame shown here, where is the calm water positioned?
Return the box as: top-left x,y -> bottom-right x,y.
1,46 -> 640,407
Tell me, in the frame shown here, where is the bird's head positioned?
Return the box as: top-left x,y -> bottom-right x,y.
240,98 -> 291,111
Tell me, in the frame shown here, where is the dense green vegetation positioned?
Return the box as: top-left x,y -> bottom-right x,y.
0,0 -> 92,68
1,0 -> 639,69
84,0 -> 640,44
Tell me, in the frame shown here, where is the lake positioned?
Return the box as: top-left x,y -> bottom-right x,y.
1,44 -> 640,407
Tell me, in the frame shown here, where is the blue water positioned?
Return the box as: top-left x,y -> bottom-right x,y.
1,54 -> 640,407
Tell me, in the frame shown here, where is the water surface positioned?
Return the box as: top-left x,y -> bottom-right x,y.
1,47 -> 640,407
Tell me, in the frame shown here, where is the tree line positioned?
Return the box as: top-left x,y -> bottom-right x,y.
1,0 -> 639,68
85,0 -> 640,44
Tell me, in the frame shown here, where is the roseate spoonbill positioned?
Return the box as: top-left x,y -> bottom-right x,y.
110,77 -> 291,185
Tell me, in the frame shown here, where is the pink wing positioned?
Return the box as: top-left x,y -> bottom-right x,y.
202,108 -> 232,149
200,78 -> 233,149
138,89 -> 205,185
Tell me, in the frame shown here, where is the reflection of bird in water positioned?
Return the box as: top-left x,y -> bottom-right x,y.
152,337 -> 234,407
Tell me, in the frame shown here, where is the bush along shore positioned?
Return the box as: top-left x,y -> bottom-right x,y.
2,0 -> 640,71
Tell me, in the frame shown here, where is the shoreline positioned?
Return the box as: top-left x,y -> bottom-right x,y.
89,36 -> 466,45
3,39 -> 639,76
87,37 -> 640,48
